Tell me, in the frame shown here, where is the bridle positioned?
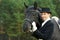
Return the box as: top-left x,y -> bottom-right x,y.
24,18 -> 33,30
24,10 -> 41,30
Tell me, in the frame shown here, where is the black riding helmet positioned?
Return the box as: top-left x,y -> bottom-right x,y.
40,8 -> 51,14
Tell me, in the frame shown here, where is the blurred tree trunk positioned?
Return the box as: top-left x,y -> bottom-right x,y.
0,33 -> 9,40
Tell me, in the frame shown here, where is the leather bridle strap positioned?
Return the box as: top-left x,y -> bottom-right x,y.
24,18 -> 33,30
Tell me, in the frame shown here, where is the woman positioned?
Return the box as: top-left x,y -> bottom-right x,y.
29,8 -> 54,40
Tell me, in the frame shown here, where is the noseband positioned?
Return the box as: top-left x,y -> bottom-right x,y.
24,18 -> 33,30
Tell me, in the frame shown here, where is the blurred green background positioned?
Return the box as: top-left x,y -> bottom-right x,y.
0,0 -> 60,40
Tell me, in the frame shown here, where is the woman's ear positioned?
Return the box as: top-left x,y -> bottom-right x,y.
48,13 -> 51,17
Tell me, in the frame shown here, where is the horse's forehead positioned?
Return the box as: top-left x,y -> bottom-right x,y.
27,6 -> 41,12
25,6 -> 41,18
27,6 -> 34,10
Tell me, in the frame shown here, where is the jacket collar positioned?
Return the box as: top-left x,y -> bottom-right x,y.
42,17 -> 51,27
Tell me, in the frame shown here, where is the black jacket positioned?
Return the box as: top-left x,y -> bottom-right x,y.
32,20 -> 54,40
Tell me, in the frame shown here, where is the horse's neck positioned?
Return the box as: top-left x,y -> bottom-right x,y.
36,21 -> 42,29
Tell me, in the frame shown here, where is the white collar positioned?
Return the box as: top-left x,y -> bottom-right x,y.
42,17 -> 51,27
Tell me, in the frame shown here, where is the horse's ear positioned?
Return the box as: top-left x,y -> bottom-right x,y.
24,2 -> 28,8
34,1 -> 37,10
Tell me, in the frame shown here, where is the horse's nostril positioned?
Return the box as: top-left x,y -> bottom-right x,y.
23,21 -> 31,32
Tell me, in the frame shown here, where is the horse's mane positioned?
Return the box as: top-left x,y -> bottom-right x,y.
36,14 -> 43,29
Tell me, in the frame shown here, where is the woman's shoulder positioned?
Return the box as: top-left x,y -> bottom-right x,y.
45,20 -> 54,26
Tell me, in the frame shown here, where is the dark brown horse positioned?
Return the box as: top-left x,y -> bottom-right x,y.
23,2 -> 43,32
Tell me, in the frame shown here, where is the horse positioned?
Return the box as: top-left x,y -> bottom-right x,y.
23,2 -> 43,32
23,2 -> 60,40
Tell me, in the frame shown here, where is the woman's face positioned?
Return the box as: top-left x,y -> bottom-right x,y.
40,12 -> 51,21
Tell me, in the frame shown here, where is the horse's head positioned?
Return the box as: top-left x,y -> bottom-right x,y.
23,2 -> 42,32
